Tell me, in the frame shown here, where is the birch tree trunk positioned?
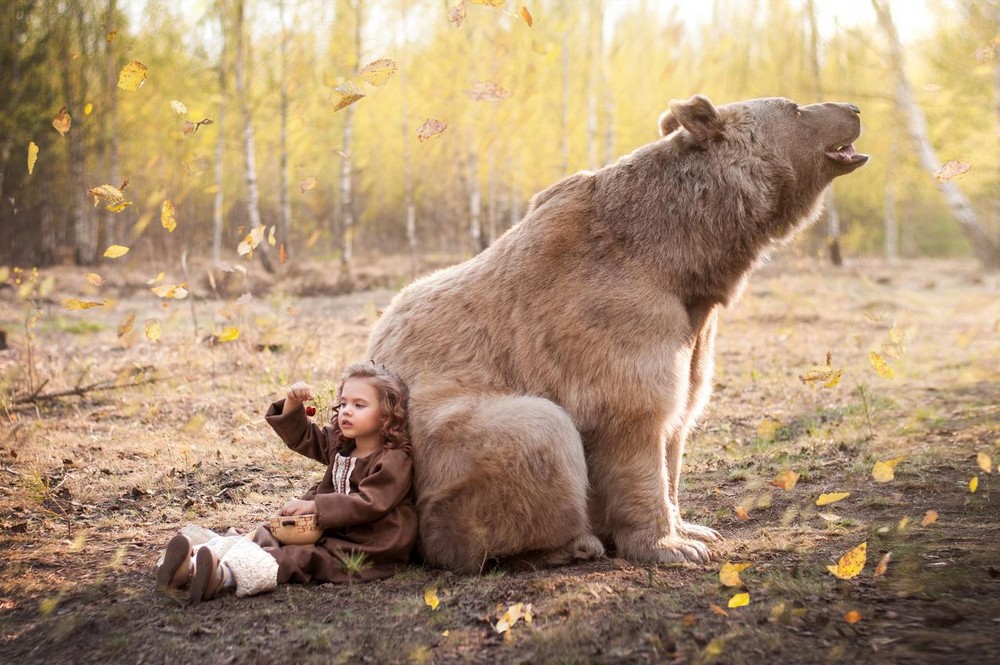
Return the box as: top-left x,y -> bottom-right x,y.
884,133 -> 899,264
277,0 -> 291,259
212,4 -> 227,265
235,0 -> 272,272
338,0 -> 362,279
586,0 -> 602,170
872,0 -> 1000,268
60,4 -> 93,264
400,0 -> 417,278
807,0 -> 843,266
102,0 -> 120,249
559,1 -> 570,176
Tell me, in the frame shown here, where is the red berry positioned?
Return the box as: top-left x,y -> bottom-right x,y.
305,405 -> 317,417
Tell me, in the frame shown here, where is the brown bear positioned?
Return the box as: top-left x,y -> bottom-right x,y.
367,95 -> 868,572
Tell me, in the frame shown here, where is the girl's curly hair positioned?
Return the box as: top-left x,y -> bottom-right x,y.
330,361 -> 411,456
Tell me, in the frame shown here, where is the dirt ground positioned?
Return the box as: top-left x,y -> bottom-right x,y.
1,256 -> 998,664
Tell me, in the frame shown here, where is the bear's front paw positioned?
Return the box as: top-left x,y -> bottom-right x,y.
678,521 -> 722,543
656,537 -> 713,564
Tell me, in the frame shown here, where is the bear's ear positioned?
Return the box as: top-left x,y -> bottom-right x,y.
662,95 -> 723,143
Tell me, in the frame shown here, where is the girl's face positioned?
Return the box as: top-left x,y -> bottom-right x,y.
337,378 -> 382,442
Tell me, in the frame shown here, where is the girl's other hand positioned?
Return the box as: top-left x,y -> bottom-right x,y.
279,498 -> 317,516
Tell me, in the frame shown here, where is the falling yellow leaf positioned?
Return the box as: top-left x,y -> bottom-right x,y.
770,470 -> 799,491
330,80 -> 366,111
873,551 -> 892,578
144,319 -> 161,342
464,80 -> 512,101
161,200 -> 176,232
300,176 -> 317,193
872,456 -> 905,483
827,542 -> 867,580
147,272 -> 165,285
170,100 -> 188,115
117,313 -> 135,338
424,587 -> 440,611
103,244 -> 130,259
727,593 -> 749,609
416,118 -> 448,142
799,353 -> 844,389
215,327 -> 239,342
238,225 -> 266,257
469,0 -> 506,5
106,30 -> 118,43
88,184 -> 132,212
28,141 -> 38,174
117,60 -> 148,91
898,516 -> 910,531
977,452 -> 992,474
52,107 -> 71,135
921,510 -> 938,527
448,2 -> 466,27
969,476 -> 979,493
934,160 -> 971,182
63,298 -> 105,310
83,102 -> 93,116
495,602 -> 531,633
844,610 -> 862,624
86,272 -> 104,286
756,417 -> 781,442
520,5 -> 533,27
359,58 -> 397,87
734,505 -> 749,521
869,351 -> 895,379
709,603 -> 729,617
268,225 -> 277,247
719,562 -> 752,587
150,283 -> 188,299
816,492 -> 850,506
441,630 -> 449,637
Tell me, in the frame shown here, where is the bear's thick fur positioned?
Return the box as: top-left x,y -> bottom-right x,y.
368,96 -> 868,571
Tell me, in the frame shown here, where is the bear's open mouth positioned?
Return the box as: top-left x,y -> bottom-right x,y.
825,143 -> 867,165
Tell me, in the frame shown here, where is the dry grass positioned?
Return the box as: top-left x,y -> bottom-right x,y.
1,256 -> 998,664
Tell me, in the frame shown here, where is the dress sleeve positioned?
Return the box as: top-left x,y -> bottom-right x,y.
264,399 -> 337,465
313,449 -> 414,530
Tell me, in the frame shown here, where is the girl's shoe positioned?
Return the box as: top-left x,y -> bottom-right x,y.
156,534 -> 193,590
190,547 -> 226,603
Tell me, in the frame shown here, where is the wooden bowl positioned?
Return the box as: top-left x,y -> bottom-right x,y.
268,514 -> 323,545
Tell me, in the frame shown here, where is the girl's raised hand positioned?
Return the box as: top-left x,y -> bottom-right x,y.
286,381 -> 314,405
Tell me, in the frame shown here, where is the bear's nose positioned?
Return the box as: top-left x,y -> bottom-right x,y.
848,104 -> 860,114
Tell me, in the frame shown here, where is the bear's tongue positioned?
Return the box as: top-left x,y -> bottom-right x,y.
825,143 -> 859,164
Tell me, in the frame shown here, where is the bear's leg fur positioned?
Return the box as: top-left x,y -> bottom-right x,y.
668,308 -> 722,544
587,416 -> 712,564
413,393 -> 601,573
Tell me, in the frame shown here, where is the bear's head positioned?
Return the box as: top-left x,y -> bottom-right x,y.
658,94 -> 869,185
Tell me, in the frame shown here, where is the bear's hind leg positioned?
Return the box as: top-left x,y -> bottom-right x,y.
415,394 -> 600,573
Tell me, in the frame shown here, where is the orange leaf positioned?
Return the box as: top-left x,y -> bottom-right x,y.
520,5 -> 533,27
52,107 -> 71,135
844,610 -> 862,624
734,505 -> 749,521
873,551 -> 891,579
920,510 -> 938,527
709,603 -> 729,617
770,470 -> 799,491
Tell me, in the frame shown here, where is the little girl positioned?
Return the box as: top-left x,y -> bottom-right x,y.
156,362 -> 417,602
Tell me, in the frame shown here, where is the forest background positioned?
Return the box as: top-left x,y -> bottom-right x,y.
2,0 -> 999,276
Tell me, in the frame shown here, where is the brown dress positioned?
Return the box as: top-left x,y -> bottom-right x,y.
256,399 -> 418,584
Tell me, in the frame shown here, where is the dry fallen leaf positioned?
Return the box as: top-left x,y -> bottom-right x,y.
86,272 -> 104,286
709,603 -> 729,617
872,456 -> 905,483
734,505 -> 749,521
898,516 -> 911,531
215,327 -> 239,342
448,2 -> 466,27
88,183 -> 132,212
150,283 -> 188,299
117,313 -> 135,338
921,510 -> 938,527
52,107 -> 71,135
873,551 -> 892,578
416,118 -> 448,142
827,542 -> 867,580
727,592 -> 749,609
719,562 -> 752,587
969,476 -> 979,493
869,351 -> 895,379
495,602 -> 532,633
469,0 -> 506,5
424,587 -> 440,611
279,243 -> 288,265
816,492 -> 850,506
818,512 -> 842,523
770,470 -> 799,491
170,100 -> 188,115
844,610 -> 862,624
977,452 -> 992,474
330,80 -> 366,111
464,81 -> 512,101
117,61 -> 148,91
934,160 -> 971,182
